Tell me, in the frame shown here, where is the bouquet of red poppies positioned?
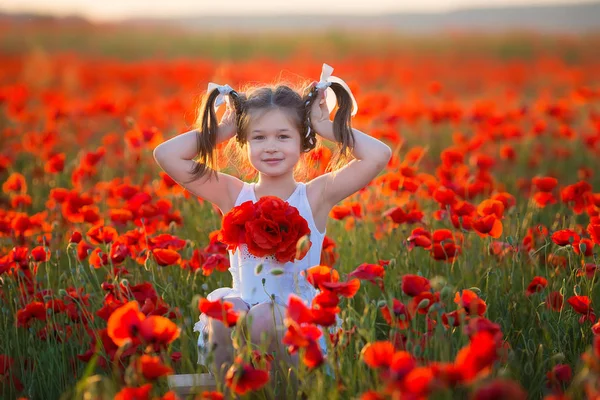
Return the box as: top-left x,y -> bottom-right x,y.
217,196 -> 312,264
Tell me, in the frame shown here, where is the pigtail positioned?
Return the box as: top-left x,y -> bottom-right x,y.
303,81 -> 356,173
230,91 -> 247,147
301,86 -> 319,152
186,89 -> 224,184
329,81 -> 356,157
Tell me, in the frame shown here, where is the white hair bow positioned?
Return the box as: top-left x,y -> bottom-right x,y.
315,63 -> 358,117
305,63 -> 358,139
207,82 -> 234,112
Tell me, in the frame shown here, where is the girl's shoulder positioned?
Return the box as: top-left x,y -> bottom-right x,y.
217,176 -> 246,215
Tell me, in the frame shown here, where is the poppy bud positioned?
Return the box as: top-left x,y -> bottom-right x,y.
296,234 -> 312,261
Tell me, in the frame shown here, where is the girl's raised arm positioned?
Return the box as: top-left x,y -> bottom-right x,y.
153,103 -> 243,214
308,86 -> 392,208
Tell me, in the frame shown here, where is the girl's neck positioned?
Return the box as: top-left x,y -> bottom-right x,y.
255,172 -> 298,197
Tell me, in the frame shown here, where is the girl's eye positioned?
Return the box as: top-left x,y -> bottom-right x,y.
279,135 -> 290,139
254,136 -> 264,140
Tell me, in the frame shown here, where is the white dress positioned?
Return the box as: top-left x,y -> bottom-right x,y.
194,181 -> 327,364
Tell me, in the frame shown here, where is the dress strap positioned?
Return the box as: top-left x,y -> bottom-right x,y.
234,181 -> 254,206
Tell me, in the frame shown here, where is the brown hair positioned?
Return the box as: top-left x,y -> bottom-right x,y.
187,80 -> 356,184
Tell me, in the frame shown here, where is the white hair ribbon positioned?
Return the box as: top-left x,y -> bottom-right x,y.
315,63 -> 358,117
207,82 -> 234,112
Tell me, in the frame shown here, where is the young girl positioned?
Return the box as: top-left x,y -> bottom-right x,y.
153,64 -> 392,385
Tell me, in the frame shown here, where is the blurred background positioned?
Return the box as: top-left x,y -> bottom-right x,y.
1,0 -> 599,61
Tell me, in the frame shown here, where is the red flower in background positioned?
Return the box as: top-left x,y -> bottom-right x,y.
471,379 -> 527,400
107,301 -> 180,347
401,275 -> 431,297
348,263 -> 386,291
198,298 -> 241,328
381,298 -> 412,329
551,229 -> 580,246
225,358 -> 269,394
454,290 -> 487,316
589,223 -> 600,245
138,354 -> 174,380
546,291 -> 564,312
114,384 -> 153,400
568,295 -> 595,323
525,276 -> 548,296
532,176 -> 558,192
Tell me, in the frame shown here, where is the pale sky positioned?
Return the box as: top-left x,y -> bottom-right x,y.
0,0 -> 593,21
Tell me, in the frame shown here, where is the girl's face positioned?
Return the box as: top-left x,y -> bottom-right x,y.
246,108 -> 302,178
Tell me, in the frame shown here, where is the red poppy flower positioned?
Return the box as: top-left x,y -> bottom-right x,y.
588,223 -> 600,245
477,199 -> 505,219
454,331 -> 498,382
86,224 -> 118,245
282,321 -> 322,350
361,341 -> 395,369
546,291 -> 564,311
432,229 -> 454,242
532,192 -> 557,208
114,384 -> 153,400
472,214 -> 503,238
330,203 -> 362,220
196,392 -> 224,400
525,276 -> 548,296
138,354 -> 174,380
286,294 -> 314,324
433,186 -> 457,206
568,295 -> 595,323
401,275 -> 431,297
431,242 -> 461,262
225,360 -> 270,395
319,279 -> 361,298
303,265 -> 339,289
454,290 -> 487,316
573,238 -> 595,256
16,301 -> 47,328
546,364 -> 572,390
442,309 -> 465,328
407,233 -> 432,250
401,366 -> 435,397
302,340 -> 324,368
311,290 -> 340,308
491,192 -> 516,210
551,229 -> 580,246
409,291 -> 440,315
107,300 -> 180,347
577,263 -> 600,279
532,176 -> 558,192
471,379 -> 527,400
198,298 -> 241,328
381,299 -> 412,329
348,263 -> 386,290
138,315 -> 181,346
107,301 -> 146,347
151,248 -> 181,267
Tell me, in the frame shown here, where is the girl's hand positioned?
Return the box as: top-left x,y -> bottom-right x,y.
217,98 -> 237,141
309,82 -> 332,125
309,82 -> 336,142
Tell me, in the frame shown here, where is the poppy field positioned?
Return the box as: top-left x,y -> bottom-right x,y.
1,24 -> 600,399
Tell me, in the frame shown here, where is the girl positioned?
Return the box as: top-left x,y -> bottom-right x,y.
153,64 -> 392,387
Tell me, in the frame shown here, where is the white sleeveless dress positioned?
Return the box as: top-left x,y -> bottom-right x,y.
194,181 -> 327,364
